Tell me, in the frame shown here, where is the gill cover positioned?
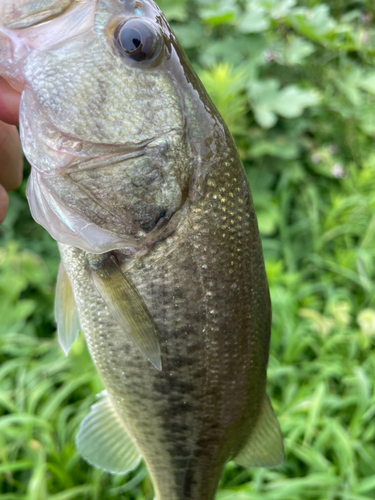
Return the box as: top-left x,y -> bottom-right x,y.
0,0 -> 189,254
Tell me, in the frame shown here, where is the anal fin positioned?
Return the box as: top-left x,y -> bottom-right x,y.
76,394 -> 141,474
55,261 -> 80,356
233,394 -> 284,468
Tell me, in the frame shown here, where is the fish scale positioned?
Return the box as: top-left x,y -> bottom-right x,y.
1,0 -> 283,498
59,137 -> 271,500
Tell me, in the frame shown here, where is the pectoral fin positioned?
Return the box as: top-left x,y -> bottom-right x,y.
233,394 -> 284,468
76,394 -> 141,474
55,262 -> 80,356
90,255 -> 162,370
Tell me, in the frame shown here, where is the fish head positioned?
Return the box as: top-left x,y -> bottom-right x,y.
0,0 -> 222,253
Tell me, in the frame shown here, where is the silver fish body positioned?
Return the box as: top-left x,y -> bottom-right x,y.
0,1 -> 283,499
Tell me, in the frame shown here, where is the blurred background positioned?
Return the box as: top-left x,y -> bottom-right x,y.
2,0 -> 375,498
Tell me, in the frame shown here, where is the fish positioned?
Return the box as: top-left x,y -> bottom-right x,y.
0,1 -> 284,499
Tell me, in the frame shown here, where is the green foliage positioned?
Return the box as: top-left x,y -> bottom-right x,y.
2,0 -> 375,498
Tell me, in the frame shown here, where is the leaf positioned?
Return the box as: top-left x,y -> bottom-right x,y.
157,0 -> 188,22
249,134 -> 300,159
287,5 -> 336,40
284,37 -> 315,65
200,0 -> 239,27
267,0 -> 297,19
247,78 -> 280,128
358,73 -> 375,95
172,21 -> 203,49
238,8 -> 269,34
274,85 -> 321,118
248,80 -> 320,127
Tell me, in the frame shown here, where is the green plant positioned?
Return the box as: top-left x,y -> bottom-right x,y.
2,0 -> 375,498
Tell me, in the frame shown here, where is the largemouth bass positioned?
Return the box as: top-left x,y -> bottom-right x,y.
0,1 -> 284,498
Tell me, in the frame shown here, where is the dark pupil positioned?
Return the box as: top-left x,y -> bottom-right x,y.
120,28 -> 142,52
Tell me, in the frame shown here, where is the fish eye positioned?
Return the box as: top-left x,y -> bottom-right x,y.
115,20 -> 159,62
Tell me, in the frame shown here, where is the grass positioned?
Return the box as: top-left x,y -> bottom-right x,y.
2,0 -> 375,498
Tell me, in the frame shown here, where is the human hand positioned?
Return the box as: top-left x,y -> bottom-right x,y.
0,77 -> 22,223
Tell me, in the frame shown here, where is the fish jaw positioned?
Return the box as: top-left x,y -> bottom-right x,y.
0,1 -> 96,90
0,0 -> 75,30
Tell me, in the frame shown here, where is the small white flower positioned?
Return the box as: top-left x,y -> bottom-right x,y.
311,153 -> 321,164
360,31 -> 370,44
357,309 -> 375,336
264,50 -> 277,63
332,163 -> 345,178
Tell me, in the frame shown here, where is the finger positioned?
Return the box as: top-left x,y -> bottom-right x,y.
0,185 -> 9,223
0,77 -> 21,126
0,121 -> 23,191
